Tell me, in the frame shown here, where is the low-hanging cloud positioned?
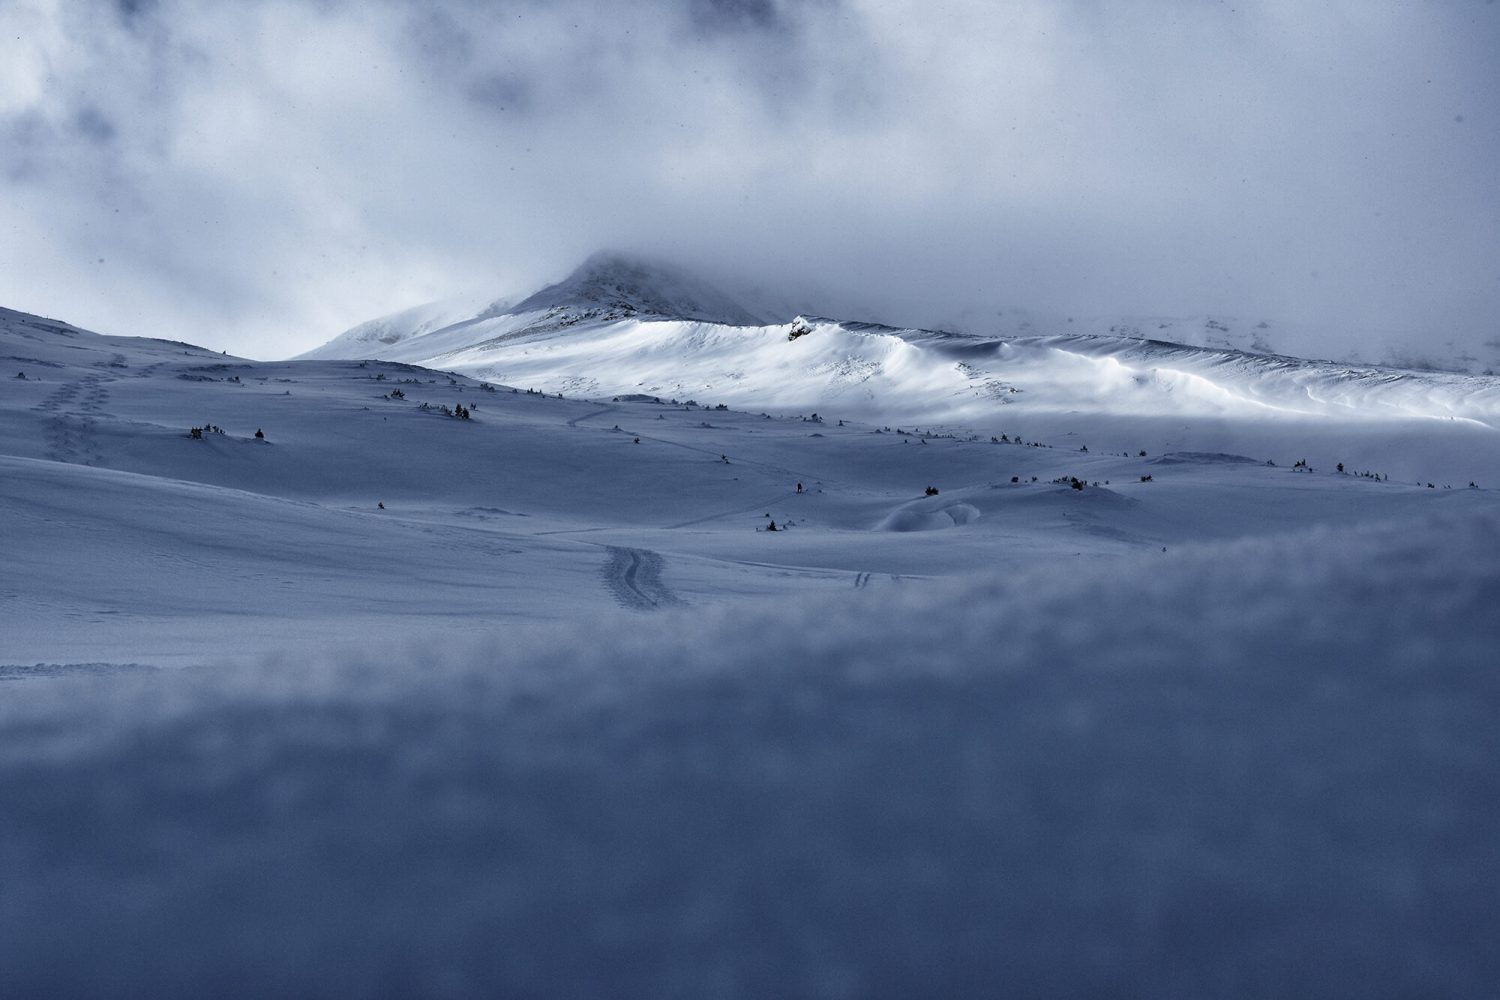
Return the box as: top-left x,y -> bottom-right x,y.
1,0 -> 1497,360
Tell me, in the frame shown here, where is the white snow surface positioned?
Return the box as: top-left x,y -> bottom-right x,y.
3,296 -> 1499,996
299,251 -> 767,363
304,257 -> 1500,485
301,292 -> 509,360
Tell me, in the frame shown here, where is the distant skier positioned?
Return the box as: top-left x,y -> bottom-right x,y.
796,482 -> 803,494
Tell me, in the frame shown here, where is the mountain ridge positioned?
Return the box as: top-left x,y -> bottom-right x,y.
292,255 -> 1500,453
307,251 -> 1500,376
507,250 -> 768,327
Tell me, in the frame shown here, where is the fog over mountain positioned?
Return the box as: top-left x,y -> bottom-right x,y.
2,1 -> 1498,361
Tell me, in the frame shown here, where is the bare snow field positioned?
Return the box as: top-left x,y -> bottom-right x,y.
3,275 -> 1499,997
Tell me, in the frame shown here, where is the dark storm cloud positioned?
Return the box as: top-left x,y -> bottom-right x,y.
73,106 -> 117,145
0,0 -> 1496,362
685,0 -> 788,34
114,0 -> 156,25
465,72 -> 534,115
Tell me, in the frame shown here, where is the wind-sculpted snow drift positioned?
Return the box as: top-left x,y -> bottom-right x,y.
2,510 -> 1497,998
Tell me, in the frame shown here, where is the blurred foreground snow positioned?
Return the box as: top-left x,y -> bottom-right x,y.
3,508 -> 1496,998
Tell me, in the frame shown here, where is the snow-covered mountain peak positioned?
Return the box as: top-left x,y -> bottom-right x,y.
300,252 -> 769,363
509,251 -> 766,327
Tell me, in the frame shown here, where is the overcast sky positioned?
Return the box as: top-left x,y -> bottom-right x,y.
2,0 -> 1498,360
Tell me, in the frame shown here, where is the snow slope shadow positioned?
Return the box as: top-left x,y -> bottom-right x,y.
601,546 -> 685,610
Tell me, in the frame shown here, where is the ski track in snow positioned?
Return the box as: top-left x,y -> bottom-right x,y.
601,545 -> 683,610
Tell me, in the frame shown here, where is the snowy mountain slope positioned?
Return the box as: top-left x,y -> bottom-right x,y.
309,290 -> 1500,485
508,250 -> 769,325
4,301 -> 1500,994
1,304 -> 232,365
297,292 -> 509,361
298,251 -> 766,363
3,302 -> 1496,669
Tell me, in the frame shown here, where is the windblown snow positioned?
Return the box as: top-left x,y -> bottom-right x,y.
2,253 -> 1497,998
